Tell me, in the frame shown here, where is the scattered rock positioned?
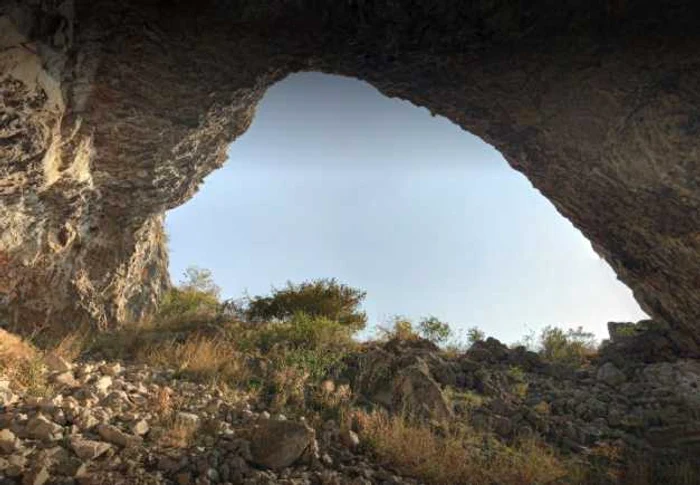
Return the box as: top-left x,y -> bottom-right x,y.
0,429 -> 20,453
250,420 -> 316,469
130,418 -> 150,436
339,429 -> 360,449
21,466 -> 50,485
93,376 -> 113,393
69,436 -> 112,460
26,414 -> 63,441
96,424 -> 142,448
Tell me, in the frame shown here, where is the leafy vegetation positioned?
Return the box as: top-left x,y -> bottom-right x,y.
10,266 -> 682,484
418,316 -> 452,344
538,325 -> 597,366
242,278 -> 367,331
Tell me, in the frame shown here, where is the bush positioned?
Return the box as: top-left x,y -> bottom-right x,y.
244,278 -> 367,331
378,316 -> 420,341
242,312 -> 352,352
156,266 -> 221,323
538,325 -> 597,366
418,316 -> 452,345
466,326 -> 486,346
179,266 -> 221,298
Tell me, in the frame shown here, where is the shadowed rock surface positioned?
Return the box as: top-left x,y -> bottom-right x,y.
2,1 -> 700,355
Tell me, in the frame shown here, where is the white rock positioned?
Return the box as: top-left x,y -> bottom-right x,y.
130,419 -> 150,436
93,376 -> 113,392
0,386 -> 17,406
0,428 -> 20,453
340,429 -> 360,449
69,436 -> 112,460
74,410 -> 99,431
96,424 -> 142,448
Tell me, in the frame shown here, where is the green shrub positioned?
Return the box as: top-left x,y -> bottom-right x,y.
179,266 -> 221,298
466,326 -> 486,346
538,325 -> 597,366
157,288 -> 220,321
418,316 -> 452,345
249,312 -> 353,352
378,315 -> 420,341
244,278 -> 367,331
156,266 -> 221,323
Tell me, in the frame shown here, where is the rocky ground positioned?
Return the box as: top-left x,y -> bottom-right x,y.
1,327 -> 700,485
0,356 -> 415,485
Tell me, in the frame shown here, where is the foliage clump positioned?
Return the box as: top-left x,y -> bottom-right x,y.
538,325 -> 597,366
243,278 -> 368,332
157,266 -> 221,322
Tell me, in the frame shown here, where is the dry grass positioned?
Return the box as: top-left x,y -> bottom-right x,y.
579,442 -> 700,485
0,329 -> 51,397
355,410 -> 568,485
156,420 -> 199,449
0,328 -> 37,362
136,335 -> 251,388
46,328 -> 91,362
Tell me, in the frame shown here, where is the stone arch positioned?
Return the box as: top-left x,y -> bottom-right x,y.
1,1 -> 700,354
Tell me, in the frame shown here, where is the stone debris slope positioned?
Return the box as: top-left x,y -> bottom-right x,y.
0,357 -> 416,485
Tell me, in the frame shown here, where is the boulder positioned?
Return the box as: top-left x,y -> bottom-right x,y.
392,361 -> 453,421
249,420 -> 316,470
596,363 -> 626,387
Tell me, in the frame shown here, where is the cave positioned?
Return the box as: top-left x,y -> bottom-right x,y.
1,1 -> 700,355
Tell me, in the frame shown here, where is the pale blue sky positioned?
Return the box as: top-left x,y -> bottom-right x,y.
165,72 -> 647,344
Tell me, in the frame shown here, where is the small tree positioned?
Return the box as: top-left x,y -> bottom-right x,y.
418,316 -> 452,345
179,266 -> 220,298
244,278 -> 367,332
158,266 -> 221,321
378,315 -> 419,341
538,325 -> 597,366
466,326 -> 486,346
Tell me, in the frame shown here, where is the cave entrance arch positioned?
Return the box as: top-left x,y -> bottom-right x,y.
1,2 -> 700,354
165,72 -> 647,343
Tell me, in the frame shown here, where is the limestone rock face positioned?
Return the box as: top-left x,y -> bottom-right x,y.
2,1 -> 700,353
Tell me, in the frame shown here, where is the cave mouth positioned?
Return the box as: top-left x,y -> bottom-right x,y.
164,72 -> 648,344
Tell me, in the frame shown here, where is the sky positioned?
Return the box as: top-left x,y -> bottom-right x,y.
165,72 -> 648,345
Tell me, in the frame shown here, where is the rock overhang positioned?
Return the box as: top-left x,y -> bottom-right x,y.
1,0 -> 700,355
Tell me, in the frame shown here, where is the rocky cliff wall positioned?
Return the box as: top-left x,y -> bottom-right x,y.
2,1 -> 700,354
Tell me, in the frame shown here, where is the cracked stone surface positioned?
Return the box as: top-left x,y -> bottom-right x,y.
2,1 -> 700,354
